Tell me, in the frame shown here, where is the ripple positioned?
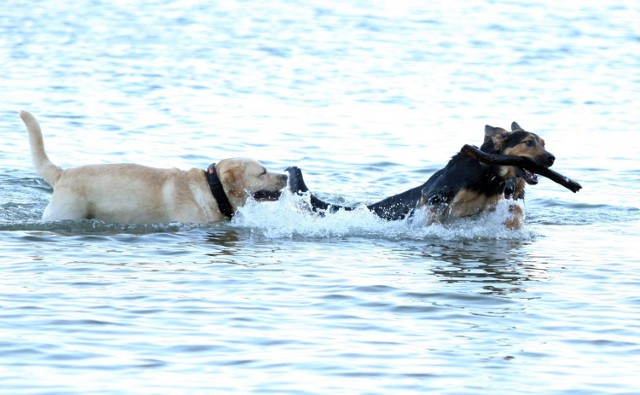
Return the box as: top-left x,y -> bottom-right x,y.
2,0 -> 640,394
0,219 -> 207,234
529,199 -> 640,225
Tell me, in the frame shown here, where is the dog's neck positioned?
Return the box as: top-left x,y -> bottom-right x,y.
207,163 -> 235,219
478,140 -> 525,196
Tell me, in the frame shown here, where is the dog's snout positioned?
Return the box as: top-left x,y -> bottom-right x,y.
545,152 -> 555,167
278,173 -> 289,188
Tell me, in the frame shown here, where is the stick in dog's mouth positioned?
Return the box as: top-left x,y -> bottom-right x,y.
519,168 -> 539,185
461,144 -> 582,193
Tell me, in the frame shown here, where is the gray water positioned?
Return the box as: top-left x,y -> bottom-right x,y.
1,0 -> 640,393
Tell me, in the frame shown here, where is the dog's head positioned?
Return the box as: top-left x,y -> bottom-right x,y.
217,158 -> 288,204
483,122 -> 555,187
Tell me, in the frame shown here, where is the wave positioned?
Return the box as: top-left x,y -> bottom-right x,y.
0,218 -> 205,235
526,198 -> 640,226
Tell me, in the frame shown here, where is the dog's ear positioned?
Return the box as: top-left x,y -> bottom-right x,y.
484,125 -> 509,150
511,122 -> 524,131
220,165 -> 245,198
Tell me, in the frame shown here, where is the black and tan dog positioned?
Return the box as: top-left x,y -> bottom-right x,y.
287,122 -> 555,229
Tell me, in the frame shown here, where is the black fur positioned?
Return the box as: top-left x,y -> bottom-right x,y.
420,150 -> 506,207
286,125 -> 554,223
286,138 -> 509,221
286,166 -> 421,220
502,131 -> 530,148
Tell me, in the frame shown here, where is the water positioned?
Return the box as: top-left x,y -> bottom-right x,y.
1,0 -> 640,393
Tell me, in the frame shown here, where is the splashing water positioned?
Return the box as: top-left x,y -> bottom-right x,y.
234,192 -> 536,241
0,170 -> 535,240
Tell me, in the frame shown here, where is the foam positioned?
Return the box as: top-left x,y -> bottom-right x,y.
233,192 -> 535,241
1,187 -> 535,240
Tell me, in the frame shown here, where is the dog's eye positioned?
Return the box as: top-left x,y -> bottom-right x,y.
525,140 -> 535,147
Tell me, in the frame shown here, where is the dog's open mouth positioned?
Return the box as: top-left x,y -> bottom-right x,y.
521,168 -> 539,185
252,190 -> 282,201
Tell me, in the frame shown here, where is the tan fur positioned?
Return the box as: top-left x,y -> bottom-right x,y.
421,123 -> 553,229
483,126 -> 510,151
503,135 -> 548,160
505,204 -> 524,230
20,111 -> 287,224
449,190 -> 502,218
424,189 -> 503,224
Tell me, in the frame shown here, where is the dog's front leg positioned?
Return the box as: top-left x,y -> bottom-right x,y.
504,204 -> 523,229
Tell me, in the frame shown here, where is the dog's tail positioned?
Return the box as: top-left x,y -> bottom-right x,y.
20,111 -> 63,186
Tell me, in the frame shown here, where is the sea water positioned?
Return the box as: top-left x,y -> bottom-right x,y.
1,0 -> 639,393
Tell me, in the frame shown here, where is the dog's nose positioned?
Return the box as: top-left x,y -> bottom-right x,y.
280,173 -> 289,189
545,152 -> 555,167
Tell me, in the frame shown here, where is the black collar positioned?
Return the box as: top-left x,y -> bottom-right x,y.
207,163 -> 234,219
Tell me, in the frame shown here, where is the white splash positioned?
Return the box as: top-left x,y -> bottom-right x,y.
233,192 -> 535,241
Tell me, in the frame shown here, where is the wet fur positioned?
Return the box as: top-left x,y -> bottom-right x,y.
20,111 -> 288,224
420,123 -> 555,228
287,122 -> 555,229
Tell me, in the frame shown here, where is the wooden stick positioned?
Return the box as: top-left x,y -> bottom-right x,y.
461,144 -> 582,193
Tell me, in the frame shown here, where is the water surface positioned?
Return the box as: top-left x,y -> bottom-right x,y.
1,0 -> 639,393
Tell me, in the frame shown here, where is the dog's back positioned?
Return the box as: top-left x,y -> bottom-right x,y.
43,163 -> 213,223
20,111 -> 219,224
420,123 -> 555,226
420,149 -> 507,222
